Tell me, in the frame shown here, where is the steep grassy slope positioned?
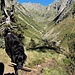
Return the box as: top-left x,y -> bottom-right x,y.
16,3 -> 44,35
44,5 -> 75,49
0,3 -> 45,47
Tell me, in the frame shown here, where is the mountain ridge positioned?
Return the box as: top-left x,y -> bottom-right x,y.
22,0 -> 75,22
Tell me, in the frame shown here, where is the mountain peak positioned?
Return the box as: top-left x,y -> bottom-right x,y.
22,2 -> 46,12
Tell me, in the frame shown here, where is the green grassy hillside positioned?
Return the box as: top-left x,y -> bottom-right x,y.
44,17 -> 75,50
44,2 -> 75,50
0,1 -> 75,75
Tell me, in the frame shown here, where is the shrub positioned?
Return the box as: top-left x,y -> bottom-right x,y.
0,38 -> 5,48
67,38 -> 75,75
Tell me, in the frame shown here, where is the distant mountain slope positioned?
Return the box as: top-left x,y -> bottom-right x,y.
21,0 -> 75,50
0,0 -> 75,49
0,0 -> 44,47
22,2 -> 47,22
22,0 -> 75,23
44,2 -> 75,50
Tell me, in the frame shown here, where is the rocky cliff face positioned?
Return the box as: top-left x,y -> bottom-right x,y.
53,0 -> 75,22
22,2 -> 46,13
22,2 -> 47,22
22,0 -> 75,22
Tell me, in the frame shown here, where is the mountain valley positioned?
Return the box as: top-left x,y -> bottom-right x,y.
0,0 -> 75,75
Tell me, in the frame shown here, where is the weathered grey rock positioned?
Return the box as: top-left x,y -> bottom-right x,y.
0,0 -> 16,24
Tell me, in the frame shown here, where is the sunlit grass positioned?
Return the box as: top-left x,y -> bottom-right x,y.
0,48 -> 68,75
